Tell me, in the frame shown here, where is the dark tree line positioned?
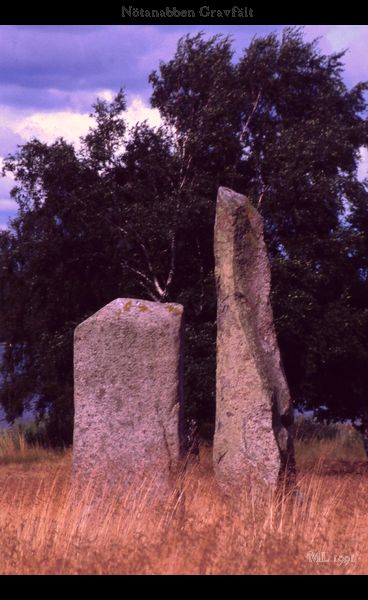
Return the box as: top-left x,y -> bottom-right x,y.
1,28 -> 368,446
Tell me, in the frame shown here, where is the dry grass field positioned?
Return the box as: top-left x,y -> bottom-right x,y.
0,424 -> 367,575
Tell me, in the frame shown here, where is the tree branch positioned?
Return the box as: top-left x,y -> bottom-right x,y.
241,89 -> 262,143
161,231 -> 176,301
120,259 -> 161,301
257,184 -> 270,209
195,238 -> 205,317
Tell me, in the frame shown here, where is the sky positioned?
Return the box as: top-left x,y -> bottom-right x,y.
0,24 -> 368,230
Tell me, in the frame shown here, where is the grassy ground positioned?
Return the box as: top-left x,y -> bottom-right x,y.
0,423 -> 367,574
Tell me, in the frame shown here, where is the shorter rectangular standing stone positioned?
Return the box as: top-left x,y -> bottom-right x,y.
73,298 -> 184,487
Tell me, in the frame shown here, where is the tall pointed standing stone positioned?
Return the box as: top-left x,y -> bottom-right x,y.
214,187 -> 295,490
73,298 -> 184,488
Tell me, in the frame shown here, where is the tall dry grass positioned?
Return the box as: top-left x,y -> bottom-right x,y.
0,426 -> 367,574
0,428 -> 61,465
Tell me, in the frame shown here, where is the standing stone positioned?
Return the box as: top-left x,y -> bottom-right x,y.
73,298 -> 184,487
214,187 -> 295,490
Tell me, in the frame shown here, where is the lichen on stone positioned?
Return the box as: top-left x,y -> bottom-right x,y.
165,304 -> 182,316
124,300 -> 132,311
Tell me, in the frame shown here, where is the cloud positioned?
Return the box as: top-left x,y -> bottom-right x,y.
14,111 -> 93,147
0,25 -> 365,115
304,25 -> 368,87
0,173 -> 15,199
0,25 -> 285,113
0,93 -> 161,155
357,146 -> 368,182
0,199 -> 17,212
0,25 -> 182,111
125,96 -> 161,129
0,126 -> 24,156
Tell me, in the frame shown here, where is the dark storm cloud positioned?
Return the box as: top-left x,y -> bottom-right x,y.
0,25 -> 178,110
0,25 -> 278,111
